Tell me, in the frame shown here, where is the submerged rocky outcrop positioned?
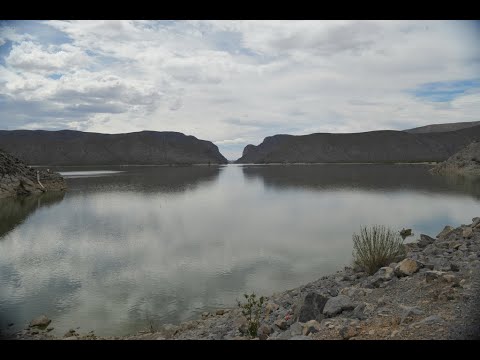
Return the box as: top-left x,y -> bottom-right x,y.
0,150 -> 66,199
0,130 -> 228,165
236,125 -> 480,164
10,218 -> 480,340
431,141 -> 480,177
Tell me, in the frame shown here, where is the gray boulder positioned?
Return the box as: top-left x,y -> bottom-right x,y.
29,315 -> 51,328
323,295 -> 355,317
352,303 -> 367,320
462,227 -> 473,239
436,226 -> 454,239
394,258 -> 422,277
297,292 -> 329,322
418,234 -> 436,248
368,266 -> 395,288
289,322 -> 303,336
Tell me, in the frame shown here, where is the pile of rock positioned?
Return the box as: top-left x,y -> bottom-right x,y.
431,141 -> 480,177
0,149 -> 66,198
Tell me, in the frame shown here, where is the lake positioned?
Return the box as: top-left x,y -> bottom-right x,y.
1,164 -> 479,337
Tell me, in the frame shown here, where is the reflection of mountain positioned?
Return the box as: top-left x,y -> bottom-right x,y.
60,166 -> 225,194
241,164 -> 480,198
0,191 -> 65,238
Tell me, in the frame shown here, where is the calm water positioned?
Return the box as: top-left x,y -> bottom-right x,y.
1,164 -> 479,337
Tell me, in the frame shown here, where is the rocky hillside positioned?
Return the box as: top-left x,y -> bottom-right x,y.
236,125 -> 480,164
0,130 -> 228,166
0,150 -> 67,198
431,141 -> 480,177
10,218 -> 480,340
405,121 -> 480,134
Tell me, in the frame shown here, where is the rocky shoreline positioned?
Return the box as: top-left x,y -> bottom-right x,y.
7,218 -> 480,340
431,141 -> 480,177
0,150 -> 66,199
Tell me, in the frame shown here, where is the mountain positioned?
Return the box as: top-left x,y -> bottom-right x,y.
0,149 -> 67,198
405,121 -> 480,134
431,141 -> 480,177
0,130 -> 228,166
236,125 -> 480,164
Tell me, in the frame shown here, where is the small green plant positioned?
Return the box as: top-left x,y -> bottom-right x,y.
352,225 -> 406,275
237,292 -> 265,338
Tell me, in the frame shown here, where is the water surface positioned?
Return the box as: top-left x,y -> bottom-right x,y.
1,164 -> 479,337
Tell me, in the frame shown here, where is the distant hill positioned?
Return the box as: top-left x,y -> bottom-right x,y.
0,130 -> 228,166
405,121 -> 480,134
236,125 -> 480,164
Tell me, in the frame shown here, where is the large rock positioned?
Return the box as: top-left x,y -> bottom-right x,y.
462,227 -> 473,239
288,322 -> 303,336
29,315 -> 51,328
352,303 -> 367,320
323,295 -> 355,317
436,226 -> 454,239
394,258 -> 421,277
418,234 -> 436,248
368,267 -> 395,287
297,292 -> 329,322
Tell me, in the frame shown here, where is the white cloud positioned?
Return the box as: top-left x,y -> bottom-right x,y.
0,20 -> 479,159
214,137 -> 249,145
5,41 -> 90,75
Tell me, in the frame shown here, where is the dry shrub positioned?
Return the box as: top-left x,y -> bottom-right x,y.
352,225 -> 406,275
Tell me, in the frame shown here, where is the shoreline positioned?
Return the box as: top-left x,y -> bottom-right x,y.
7,217 -> 480,340
30,162 -> 439,168
235,162 -> 439,166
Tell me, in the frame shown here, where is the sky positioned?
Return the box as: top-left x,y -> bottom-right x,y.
0,20 -> 479,160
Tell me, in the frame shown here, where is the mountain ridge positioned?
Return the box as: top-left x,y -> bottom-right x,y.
236,125 -> 480,164
0,130 -> 228,166
405,121 -> 480,134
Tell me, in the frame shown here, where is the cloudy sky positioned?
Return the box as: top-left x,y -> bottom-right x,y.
0,20 -> 479,159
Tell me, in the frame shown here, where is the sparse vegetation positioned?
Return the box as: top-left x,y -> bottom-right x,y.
145,312 -> 158,333
237,292 -> 265,338
352,225 -> 406,275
